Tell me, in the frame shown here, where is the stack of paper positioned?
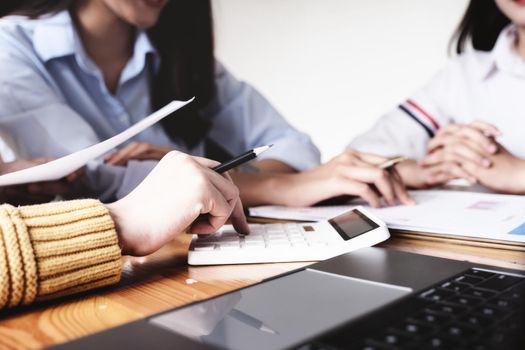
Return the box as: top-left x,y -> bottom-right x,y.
249,190 -> 525,245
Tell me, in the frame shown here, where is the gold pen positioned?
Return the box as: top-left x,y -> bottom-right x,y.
378,156 -> 406,170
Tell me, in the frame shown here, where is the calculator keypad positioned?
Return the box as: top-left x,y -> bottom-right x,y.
193,223 -> 331,251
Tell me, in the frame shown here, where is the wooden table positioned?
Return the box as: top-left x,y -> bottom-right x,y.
0,233 -> 524,349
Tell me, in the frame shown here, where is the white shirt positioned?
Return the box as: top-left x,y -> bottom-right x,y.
349,25 -> 525,161
0,12 -> 320,200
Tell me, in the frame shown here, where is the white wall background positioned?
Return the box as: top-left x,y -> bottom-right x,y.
213,0 -> 469,160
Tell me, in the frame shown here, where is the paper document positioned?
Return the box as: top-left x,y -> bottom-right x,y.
249,190 -> 525,244
0,98 -> 193,186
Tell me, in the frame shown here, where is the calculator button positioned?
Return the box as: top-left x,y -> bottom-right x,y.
219,245 -> 241,250
217,237 -> 239,242
194,244 -> 216,251
268,240 -> 290,247
308,241 -> 328,247
219,230 -> 239,237
244,241 -> 264,247
243,242 -> 266,249
244,236 -> 264,242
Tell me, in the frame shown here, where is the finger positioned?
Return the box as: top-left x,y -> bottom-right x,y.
460,160 -> 485,179
204,168 -> 241,204
190,185 -> 234,234
424,165 -> 456,186
423,140 -> 490,168
191,156 -> 221,169
443,162 -> 477,183
448,142 -> 491,167
455,126 -> 498,154
112,143 -> 143,165
349,182 -> 381,208
340,166 -> 396,206
66,167 -> 85,182
469,120 -> 502,137
421,149 -> 445,166
427,133 -> 455,153
32,157 -> 55,165
428,127 -> 497,155
230,197 -> 250,235
354,151 -> 388,166
426,162 -> 475,184
105,143 -> 141,165
390,169 -> 415,205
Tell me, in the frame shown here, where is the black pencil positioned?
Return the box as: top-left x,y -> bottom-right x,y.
212,145 -> 273,173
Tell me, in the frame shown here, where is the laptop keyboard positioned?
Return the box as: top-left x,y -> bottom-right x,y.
295,268 -> 525,350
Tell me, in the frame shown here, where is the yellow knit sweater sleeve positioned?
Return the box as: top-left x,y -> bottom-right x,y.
0,199 -> 122,309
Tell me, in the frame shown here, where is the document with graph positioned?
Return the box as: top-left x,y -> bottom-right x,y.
249,190 -> 525,245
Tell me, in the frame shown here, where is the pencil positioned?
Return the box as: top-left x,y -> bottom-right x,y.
212,145 -> 273,173
378,156 -> 406,170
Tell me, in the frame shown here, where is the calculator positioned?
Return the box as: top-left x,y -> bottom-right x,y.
188,207 -> 390,265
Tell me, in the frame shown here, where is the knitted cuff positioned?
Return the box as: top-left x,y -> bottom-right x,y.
0,199 -> 122,308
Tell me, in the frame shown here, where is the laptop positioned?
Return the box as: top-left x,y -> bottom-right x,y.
52,248 -> 525,350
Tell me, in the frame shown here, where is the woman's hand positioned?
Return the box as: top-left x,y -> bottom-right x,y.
104,142 -> 172,166
422,120 -> 501,169
396,159 -> 475,188
460,144 -> 525,194
275,150 -> 414,208
105,151 -> 249,256
0,158 -> 83,205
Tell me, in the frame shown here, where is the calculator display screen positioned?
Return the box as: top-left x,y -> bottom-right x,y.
328,209 -> 378,240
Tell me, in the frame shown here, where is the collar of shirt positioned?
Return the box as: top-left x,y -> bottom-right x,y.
478,24 -> 525,80
32,10 -> 160,88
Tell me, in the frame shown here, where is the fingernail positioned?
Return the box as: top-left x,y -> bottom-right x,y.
487,145 -> 497,153
482,159 -> 491,167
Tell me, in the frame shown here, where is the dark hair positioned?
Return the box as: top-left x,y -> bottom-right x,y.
0,0 -> 29,17
451,0 -> 510,54
15,0 -> 216,148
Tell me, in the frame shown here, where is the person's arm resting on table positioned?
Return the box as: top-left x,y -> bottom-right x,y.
0,151 -> 248,310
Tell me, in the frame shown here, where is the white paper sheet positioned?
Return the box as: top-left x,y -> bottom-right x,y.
0,98 -> 193,186
249,190 -> 525,244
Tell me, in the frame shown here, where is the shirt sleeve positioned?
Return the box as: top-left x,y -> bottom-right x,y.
0,199 -> 121,309
348,62 -> 459,160
0,43 -> 156,201
204,63 -> 321,171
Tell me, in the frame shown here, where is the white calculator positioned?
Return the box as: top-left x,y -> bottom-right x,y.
188,206 -> 390,265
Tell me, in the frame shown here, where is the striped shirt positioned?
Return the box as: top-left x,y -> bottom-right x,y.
349,25 -> 525,161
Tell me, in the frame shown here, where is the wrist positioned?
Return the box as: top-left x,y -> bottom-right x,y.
105,200 -> 133,255
395,160 -> 424,188
230,172 -> 294,206
517,160 -> 525,194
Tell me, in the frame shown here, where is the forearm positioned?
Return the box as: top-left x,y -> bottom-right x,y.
230,172 -> 297,207
251,159 -> 297,173
0,199 -> 121,309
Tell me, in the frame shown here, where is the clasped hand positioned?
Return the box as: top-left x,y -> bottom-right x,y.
401,120 -> 525,193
